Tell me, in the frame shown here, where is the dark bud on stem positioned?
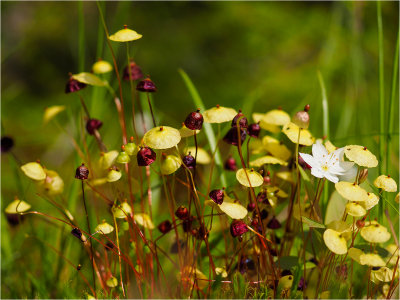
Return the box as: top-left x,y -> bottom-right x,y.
123,61 -> 143,81
239,257 -> 255,274
297,277 -> 306,291
356,219 -> 365,229
182,153 -> 196,169
137,147 -> 156,166
175,206 -> 189,220
298,155 -> 312,170
136,77 -> 157,92
65,76 -> 86,94
1,136 -> 14,153
85,119 -> 103,135
230,220 -> 249,238
281,270 -> 293,277
247,202 -> 256,212
292,105 -> 310,129
304,104 -> 310,112
231,110 -> 248,128
256,191 -> 267,202
267,217 -> 281,229
184,109 -> 203,130
71,228 -> 83,241
182,217 -> 194,232
260,209 -> 269,220
209,188 -> 224,205
248,123 -> 261,138
224,156 -> 237,171
158,220 -> 172,234
223,126 -> 247,146
75,163 -> 89,180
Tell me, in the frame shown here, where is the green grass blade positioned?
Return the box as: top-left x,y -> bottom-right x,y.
377,0 -> 385,221
178,69 -> 227,186
386,30 -> 399,174
77,1 -> 85,72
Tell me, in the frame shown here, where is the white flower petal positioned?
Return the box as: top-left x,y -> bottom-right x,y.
299,153 -> 318,168
312,142 -> 329,162
324,172 -> 339,183
311,167 -> 325,179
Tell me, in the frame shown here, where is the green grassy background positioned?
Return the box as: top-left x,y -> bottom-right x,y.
1,1 -> 399,298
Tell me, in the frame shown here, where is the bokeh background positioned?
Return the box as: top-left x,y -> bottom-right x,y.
1,1 -> 399,298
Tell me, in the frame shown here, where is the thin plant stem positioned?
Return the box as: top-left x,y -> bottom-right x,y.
81,181 -> 96,297
377,0 -> 385,221
146,92 -> 157,127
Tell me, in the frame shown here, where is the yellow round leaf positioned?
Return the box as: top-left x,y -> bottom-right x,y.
107,169 -> 122,182
95,221 -> 114,234
92,60 -> 113,74
262,109 -> 290,126
179,124 -> 200,138
360,221 -> 391,243
236,168 -> 264,187
203,105 -> 237,123
161,155 -> 182,175
262,136 -> 292,161
5,198 -> 31,214
323,228 -> 348,255
99,150 -> 119,169
109,27 -> 142,42
21,162 -> 46,181
184,147 -> 211,164
143,126 -> 181,150
72,72 -> 106,87
282,122 -> 315,146
344,145 -> 378,168
112,202 -> 132,219
134,213 -> 155,230
345,202 -> 366,217
106,276 -> 118,288
374,175 -> 397,192
363,192 -> 379,210
335,182 -> 368,202
43,105 -> 65,125
250,155 -> 288,167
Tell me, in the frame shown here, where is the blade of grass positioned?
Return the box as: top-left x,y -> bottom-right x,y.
386,30 -> 399,174
77,1 -> 85,72
178,69 -> 227,187
318,71 -> 330,216
377,0 -> 385,221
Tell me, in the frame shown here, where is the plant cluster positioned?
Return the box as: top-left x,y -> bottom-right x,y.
2,10 -> 399,300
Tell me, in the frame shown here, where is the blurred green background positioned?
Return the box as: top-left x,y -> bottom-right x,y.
1,1 -> 399,298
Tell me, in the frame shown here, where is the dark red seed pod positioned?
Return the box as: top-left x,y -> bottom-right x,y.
260,209 -> 269,220
184,109 -> 203,130
267,217 -> 281,229
136,77 -> 157,92
65,77 -> 86,94
137,147 -> 156,166
123,61 -> 143,81
256,191 -> 267,202
182,217 -> 194,232
223,126 -> 247,146
356,219 -> 365,229
1,136 -> 14,153
230,220 -> 249,238
304,104 -> 310,112
298,155 -> 312,170
209,188 -> 224,205
231,110 -> 248,128
105,242 -> 114,251
6,214 -> 24,226
224,156 -> 237,171
158,220 -> 172,234
85,119 -> 103,135
71,228 -> 83,241
182,153 -> 196,169
75,163 -> 89,180
248,123 -> 261,138
175,206 -> 189,220
247,202 -> 256,212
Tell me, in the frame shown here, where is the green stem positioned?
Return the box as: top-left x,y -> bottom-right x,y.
377,0 -> 385,221
77,1 -> 85,72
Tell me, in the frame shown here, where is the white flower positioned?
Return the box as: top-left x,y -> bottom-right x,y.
299,142 -> 354,183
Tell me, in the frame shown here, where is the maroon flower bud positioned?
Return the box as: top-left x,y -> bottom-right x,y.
75,163 -> 89,180
248,123 -> 261,138
247,202 -> 256,212
267,217 -> 281,229
175,206 -> 189,220
105,242 -> 114,251
231,110 -> 248,128
182,217 -> 193,232
304,104 -> 310,112
137,147 -> 156,166
71,228 -> 83,241
356,219 -> 365,229
65,76 -> 86,94
298,155 -> 312,170
85,119 -> 103,135
297,277 -> 306,291
1,136 -> 14,153
136,77 -> 157,92
224,156 -> 237,171
158,220 -> 172,234
223,126 -> 247,146
209,188 -> 224,205
230,220 -> 249,238
264,176 -> 271,184
6,214 -> 23,226
182,153 -> 196,169
184,109 -> 203,130
260,209 -> 269,220
123,61 -> 143,81
256,191 -> 267,202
